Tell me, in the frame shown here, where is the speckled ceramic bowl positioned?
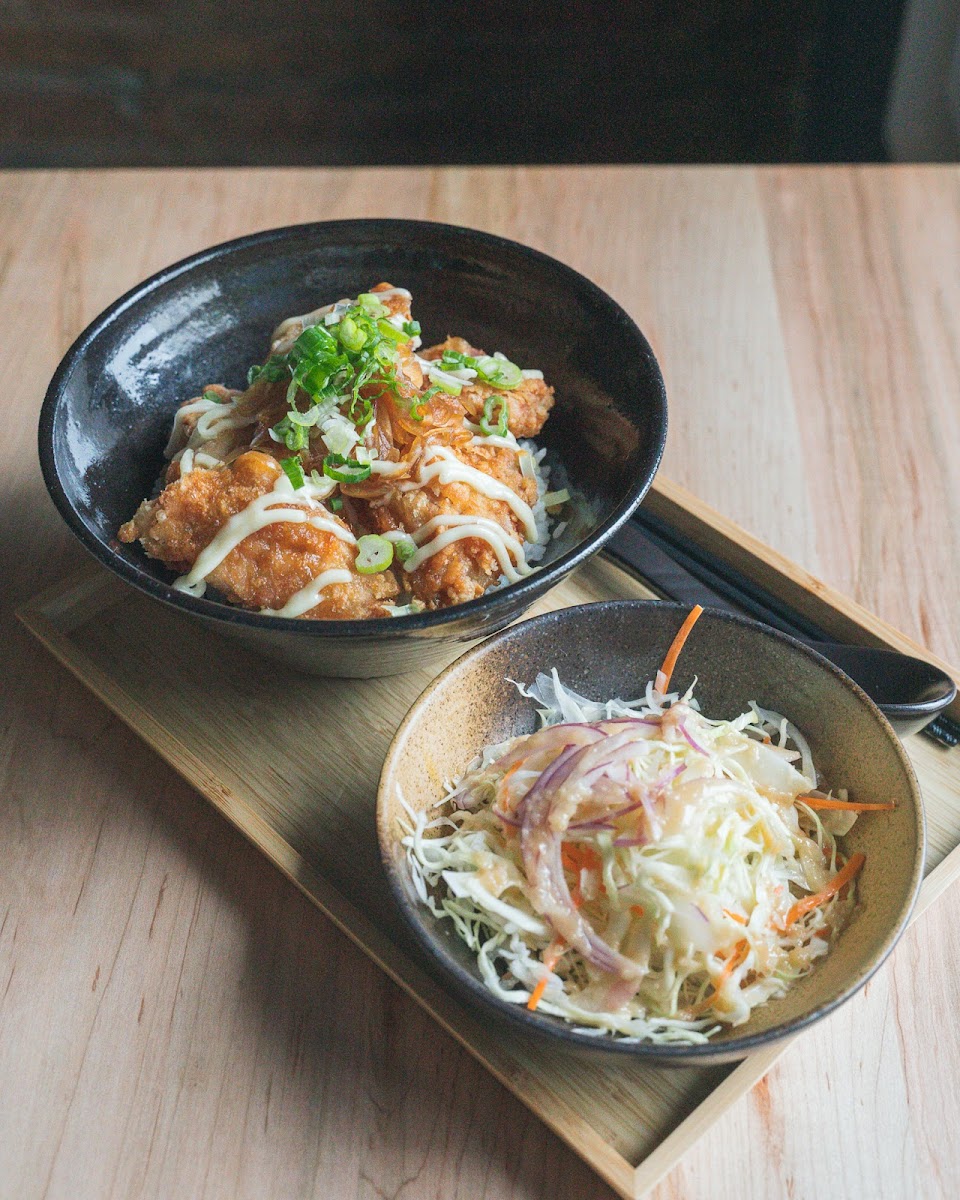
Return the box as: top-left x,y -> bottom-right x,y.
38,220 -> 666,678
377,601 -> 925,1066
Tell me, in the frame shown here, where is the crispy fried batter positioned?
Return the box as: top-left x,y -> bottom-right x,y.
122,286 -> 556,620
120,451 -> 398,617
368,440 -> 538,609
420,337 -> 555,437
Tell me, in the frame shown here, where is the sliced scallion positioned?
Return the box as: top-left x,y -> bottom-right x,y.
271,415 -> 310,452
479,393 -> 509,437
541,488 -> 570,508
338,316 -> 367,353
377,319 -> 407,346
475,355 -> 523,389
322,453 -> 372,483
280,456 -> 305,490
355,534 -> 394,574
428,367 -> 463,396
395,538 -> 417,564
357,293 -> 388,317
285,406 -> 321,427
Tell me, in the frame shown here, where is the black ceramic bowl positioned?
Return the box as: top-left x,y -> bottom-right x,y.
39,220 -> 667,677
378,602 -> 924,1066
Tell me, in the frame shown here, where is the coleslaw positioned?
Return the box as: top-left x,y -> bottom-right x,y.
401,610 -> 884,1044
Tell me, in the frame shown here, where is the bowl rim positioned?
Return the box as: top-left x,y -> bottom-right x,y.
376,598 -> 926,1060
38,217 -> 667,637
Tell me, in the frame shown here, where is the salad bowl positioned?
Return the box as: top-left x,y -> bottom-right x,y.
378,600 -> 925,1066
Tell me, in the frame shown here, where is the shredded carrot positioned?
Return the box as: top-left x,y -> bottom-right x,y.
693,939 -> 749,1013
526,977 -> 549,1012
561,844 -> 602,874
496,762 -> 526,837
784,852 -> 865,927
723,908 -> 748,925
527,940 -> 566,1012
655,604 -> 704,693
798,796 -> 895,813
499,759 -> 524,790
630,905 -> 645,917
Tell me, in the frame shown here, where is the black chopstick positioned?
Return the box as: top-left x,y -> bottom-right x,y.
634,507 -> 828,641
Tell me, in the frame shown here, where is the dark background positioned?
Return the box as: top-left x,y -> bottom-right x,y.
2,0 -> 906,167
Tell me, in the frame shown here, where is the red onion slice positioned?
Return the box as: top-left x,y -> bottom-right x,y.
519,745 -> 643,987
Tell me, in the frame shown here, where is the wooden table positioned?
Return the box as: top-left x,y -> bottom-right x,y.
2,167 -> 959,1200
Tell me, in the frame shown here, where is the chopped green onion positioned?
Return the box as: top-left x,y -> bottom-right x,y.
202,388 -> 227,403
329,495 -> 344,512
322,453 -> 372,483
403,320 -> 421,337
255,292 -> 414,465
429,371 -> 463,397
479,393 -> 509,437
357,293 -> 388,317
280,456 -> 305,490
409,385 -> 434,421
338,316 -> 367,353
285,405 -> 322,427
355,534 -> 394,574
247,355 -> 291,386
377,319 -> 407,346
270,415 -> 310,451
475,355 -> 523,389
541,488 -> 570,508
440,349 -> 478,370
293,324 -> 338,358
395,538 -> 417,564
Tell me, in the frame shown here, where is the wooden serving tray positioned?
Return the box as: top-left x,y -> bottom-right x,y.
18,478 -> 960,1200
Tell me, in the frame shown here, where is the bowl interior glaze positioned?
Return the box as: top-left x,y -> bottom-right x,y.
378,601 -> 925,1065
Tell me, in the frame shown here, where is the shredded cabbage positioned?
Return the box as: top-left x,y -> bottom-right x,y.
402,671 -> 865,1044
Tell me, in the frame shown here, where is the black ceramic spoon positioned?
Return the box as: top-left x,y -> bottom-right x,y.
607,522 -> 957,739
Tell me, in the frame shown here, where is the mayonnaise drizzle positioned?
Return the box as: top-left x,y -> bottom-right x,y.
172,471 -> 350,599
403,514 -> 531,582
260,569 -> 353,618
165,395 -> 255,457
176,448 -> 222,476
411,445 -> 539,541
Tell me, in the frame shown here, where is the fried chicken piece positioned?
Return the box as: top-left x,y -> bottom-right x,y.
119,451 -> 398,618
368,439 -> 539,609
420,336 -> 555,437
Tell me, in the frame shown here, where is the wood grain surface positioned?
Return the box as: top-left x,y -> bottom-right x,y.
2,166 -> 959,1199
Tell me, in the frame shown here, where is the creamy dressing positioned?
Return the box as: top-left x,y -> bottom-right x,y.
463,419 -> 521,452
172,471 -> 350,598
403,515 -> 530,582
165,395 -> 256,458
260,569 -> 353,618
367,459 -> 409,477
412,445 -> 539,541
176,448 -> 223,475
